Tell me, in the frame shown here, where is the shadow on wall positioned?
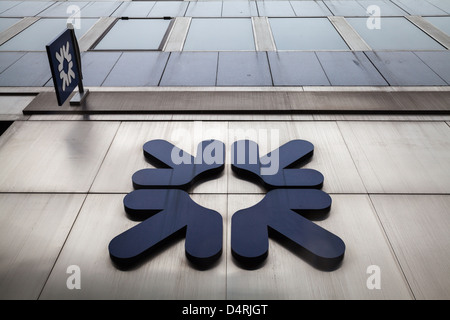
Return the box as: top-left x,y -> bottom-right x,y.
0,121 -> 13,136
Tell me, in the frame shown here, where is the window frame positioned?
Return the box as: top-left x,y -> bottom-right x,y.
90,17 -> 175,52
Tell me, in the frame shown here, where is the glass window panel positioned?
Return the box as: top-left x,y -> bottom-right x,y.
183,18 -> 255,51
347,17 -> 446,50
0,17 -> 20,33
426,0 -> 450,13
111,2 -> 156,18
185,2 -> 222,17
323,0 -> 368,16
148,2 -> 189,18
269,18 -> 349,50
94,19 -> 171,50
1,1 -> 54,17
37,1 -> 90,17
391,0 -> 447,15
79,2 -> 123,18
0,1 -> 21,15
0,18 -> 98,51
257,1 -> 296,17
222,1 -> 258,17
356,0 -> 408,16
290,1 -> 332,17
424,16 -> 450,36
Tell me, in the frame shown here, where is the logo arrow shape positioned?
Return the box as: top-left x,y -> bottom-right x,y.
231,188 -> 345,270
109,189 -> 223,269
231,139 -> 324,189
132,139 -> 225,190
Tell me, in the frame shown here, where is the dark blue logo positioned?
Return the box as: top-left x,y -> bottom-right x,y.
109,139 -> 345,271
46,28 -> 80,106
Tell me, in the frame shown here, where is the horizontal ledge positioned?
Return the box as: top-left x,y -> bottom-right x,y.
22,90 -> 450,115
2,86 -> 450,94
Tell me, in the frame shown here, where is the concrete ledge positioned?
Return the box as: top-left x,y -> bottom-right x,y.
22,90 -> 450,115
2,86 -> 450,94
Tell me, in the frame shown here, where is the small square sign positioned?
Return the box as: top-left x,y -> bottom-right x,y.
46,28 -> 80,106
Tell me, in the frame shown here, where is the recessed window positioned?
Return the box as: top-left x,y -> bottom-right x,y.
222,1 -> 258,17
269,18 -> 349,50
111,2 -> 156,18
94,19 -> 172,50
0,1 -> 54,17
183,18 -> 255,51
390,0 -> 447,15
185,2 -> 222,17
0,1 -> 20,14
423,16 -> 450,36
0,18 -> 97,51
426,0 -> 450,14
290,1 -> 332,17
148,2 -> 189,18
346,17 -> 446,50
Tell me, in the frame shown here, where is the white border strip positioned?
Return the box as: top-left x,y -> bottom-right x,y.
163,17 -> 191,52
328,16 -> 371,51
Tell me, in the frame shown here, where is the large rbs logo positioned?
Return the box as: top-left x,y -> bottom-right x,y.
108,139 -> 345,270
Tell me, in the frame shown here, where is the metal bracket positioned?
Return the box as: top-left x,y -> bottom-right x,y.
69,89 -> 89,106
